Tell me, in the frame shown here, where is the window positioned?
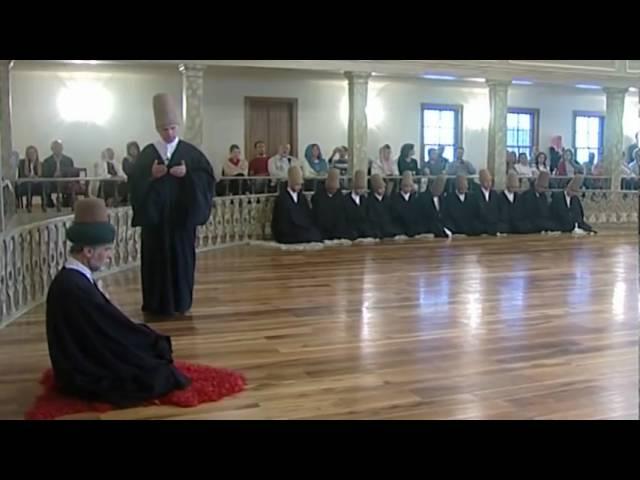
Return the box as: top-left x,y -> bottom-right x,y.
421,104 -> 462,162
507,108 -> 539,158
573,112 -> 605,164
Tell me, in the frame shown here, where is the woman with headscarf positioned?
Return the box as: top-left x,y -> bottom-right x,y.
303,143 -> 329,191
17,145 -> 42,210
371,144 -> 399,177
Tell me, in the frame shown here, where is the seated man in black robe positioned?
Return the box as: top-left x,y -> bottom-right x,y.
311,168 -> 350,240
344,170 -> 376,239
519,171 -> 558,234
46,198 -> 190,407
442,175 -> 483,236
419,175 -> 450,238
391,171 -> 426,237
497,171 -> 528,234
367,173 -> 402,239
476,169 -> 501,235
550,174 -> 597,234
271,165 -> 322,244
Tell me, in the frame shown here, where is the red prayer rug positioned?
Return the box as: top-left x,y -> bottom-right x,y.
25,361 -> 246,420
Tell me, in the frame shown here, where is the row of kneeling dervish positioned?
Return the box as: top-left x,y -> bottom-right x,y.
270,167 -> 596,244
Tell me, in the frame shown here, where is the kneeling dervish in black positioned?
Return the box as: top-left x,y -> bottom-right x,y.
271,165 -> 323,244
497,171 -> 529,234
442,175 -> 484,236
391,171 -> 426,237
419,175 -> 450,238
311,168 -> 350,240
46,198 -> 190,407
550,174 -> 597,234
344,170 -> 376,239
519,171 -> 558,234
367,173 -> 402,239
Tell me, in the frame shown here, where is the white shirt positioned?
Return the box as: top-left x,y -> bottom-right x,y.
481,187 -> 491,202
351,192 -> 361,206
287,188 -> 299,203
515,164 -> 532,177
456,192 -> 466,202
154,137 -> 180,162
400,191 -> 411,202
64,257 -> 94,284
564,192 -> 572,209
432,196 -> 440,211
504,191 -> 515,203
374,193 -> 384,201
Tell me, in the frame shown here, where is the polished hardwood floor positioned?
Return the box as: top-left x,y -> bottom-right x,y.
1,229 -> 638,420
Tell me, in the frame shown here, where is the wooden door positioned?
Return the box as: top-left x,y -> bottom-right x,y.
245,97 -> 298,159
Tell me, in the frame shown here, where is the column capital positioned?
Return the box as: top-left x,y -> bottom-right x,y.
603,86 -> 628,97
485,79 -> 510,89
344,71 -> 371,83
179,64 -> 206,77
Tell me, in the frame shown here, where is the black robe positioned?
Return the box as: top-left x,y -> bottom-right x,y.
271,189 -> 323,244
344,193 -> 375,239
391,192 -> 426,237
477,188 -> 501,235
442,192 -> 484,236
496,191 -> 528,234
130,140 -> 215,316
311,188 -> 351,240
367,193 -> 402,239
550,191 -> 596,233
419,194 -> 448,237
519,189 -> 557,233
46,268 -> 190,407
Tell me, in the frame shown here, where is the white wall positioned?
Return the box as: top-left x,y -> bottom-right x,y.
9,64 -> 640,179
12,66 -> 181,170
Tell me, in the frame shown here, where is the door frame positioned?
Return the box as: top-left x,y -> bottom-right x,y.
244,96 -> 299,159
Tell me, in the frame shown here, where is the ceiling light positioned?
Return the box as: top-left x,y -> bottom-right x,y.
575,84 -> 601,90
422,74 -> 457,81
512,80 -> 533,85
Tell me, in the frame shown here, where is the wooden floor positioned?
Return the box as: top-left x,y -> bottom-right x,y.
1,229 -> 638,420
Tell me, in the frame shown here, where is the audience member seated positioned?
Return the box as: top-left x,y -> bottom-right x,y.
554,148 -> 582,177
419,174 -> 450,238
584,152 -> 596,176
514,153 -> 533,177
268,144 -> 300,182
550,175 -> 597,234
311,168 -> 350,240
437,146 -> 450,166
328,146 -> 349,175
391,171 -> 424,237
423,147 -> 448,176
41,140 -> 77,208
344,170 -> 375,240
271,166 -> 322,244
446,147 -> 477,176
476,169 -> 500,236
222,144 -> 249,195
397,143 -> 420,176
506,151 -> 518,176
46,198 -> 190,407
249,140 -> 270,177
442,175 -> 483,236
94,148 -> 123,206
17,145 -> 42,210
121,141 -> 140,204
367,174 -> 402,239
533,151 -> 550,178
626,132 -> 638,165
371,144 -> 399,178
519,171 -> 557,234
303,144 -> 328,177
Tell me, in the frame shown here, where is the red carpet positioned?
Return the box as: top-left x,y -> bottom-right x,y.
25,361 -> 246,420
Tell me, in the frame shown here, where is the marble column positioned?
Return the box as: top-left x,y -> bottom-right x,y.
603,87 -> 627,191
345,71 -> 370,175
0,60 -> 14,232
179,64 -> 206,148
486,80 -> 509,190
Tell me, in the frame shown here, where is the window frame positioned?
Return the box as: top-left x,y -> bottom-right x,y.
572,110 -> 605,164
506,107 -> 540,158
420,103 -> 463,163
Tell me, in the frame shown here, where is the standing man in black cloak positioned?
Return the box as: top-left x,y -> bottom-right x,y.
46,198 -> 190,407
550,174 -> 597,234
271,165 -> 323,244
367,173 -> 402,239
476,169 -> 501,235
311,168 -> 350,240
130,93 -> 215,317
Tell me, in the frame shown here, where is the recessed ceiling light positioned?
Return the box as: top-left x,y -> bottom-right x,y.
512,80 -> 533,85
575,84 -> 601,90
422,74 -> 457,81
629,87 -> 638,92
466,77 -> 486,83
